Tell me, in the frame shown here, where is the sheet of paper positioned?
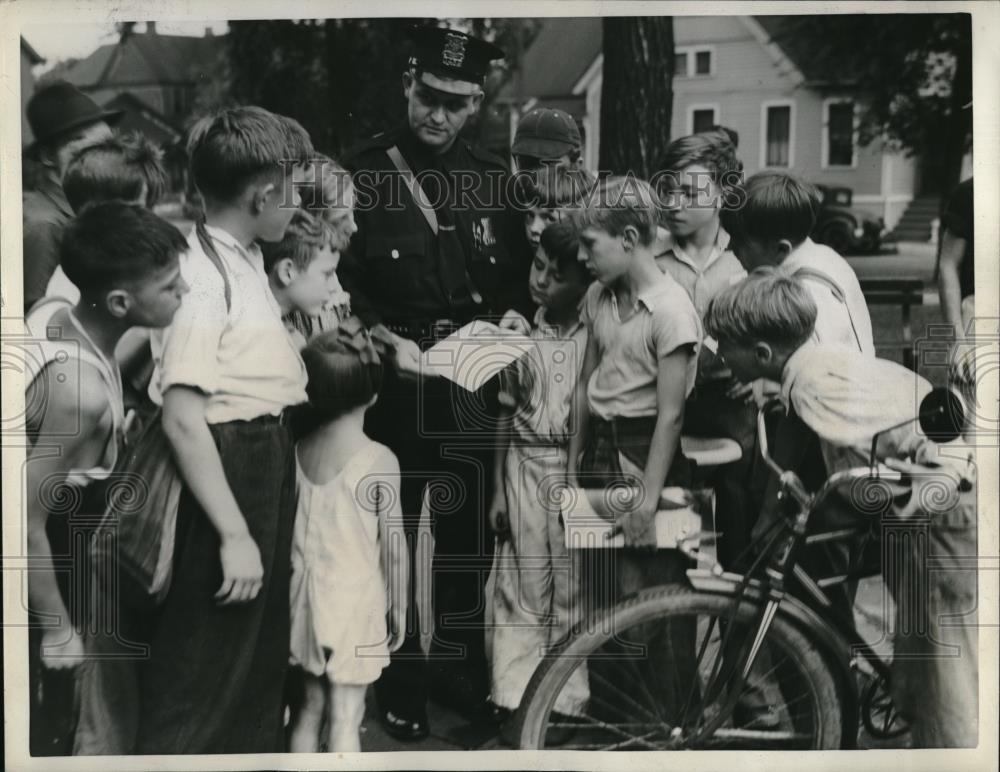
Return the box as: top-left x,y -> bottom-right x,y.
560,486 -> 703,549
419,321 -> 536,391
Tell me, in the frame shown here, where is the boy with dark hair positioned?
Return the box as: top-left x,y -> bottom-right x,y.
24,201 -> 188,755
723,171 -> 876,633
46,133 -> 170,304
138,105 -> 314,754
486,220 -> 592,723
654,130 -> 757,571
721,171 -> 873,355
705,269 -> 977,748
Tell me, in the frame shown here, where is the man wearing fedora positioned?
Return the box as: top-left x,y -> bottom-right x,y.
339,25 -> 531,740
23,80 -> 121,312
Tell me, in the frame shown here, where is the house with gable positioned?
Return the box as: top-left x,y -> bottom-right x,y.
500,16 -> 936,239
37,22 -> 225,190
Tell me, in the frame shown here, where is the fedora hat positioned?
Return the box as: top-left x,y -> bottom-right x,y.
26,80 -> 122,148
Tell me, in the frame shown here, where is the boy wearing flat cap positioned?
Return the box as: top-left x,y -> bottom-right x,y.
512,107 -> 585,177
339,25 -> 531,741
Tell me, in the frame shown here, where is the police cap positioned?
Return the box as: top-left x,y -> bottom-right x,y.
408,25 -> 505,96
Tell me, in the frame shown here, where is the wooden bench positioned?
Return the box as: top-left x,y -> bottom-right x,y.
860,278 -> 924,370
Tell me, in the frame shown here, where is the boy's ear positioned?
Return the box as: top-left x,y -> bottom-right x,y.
402,70 -> 415,98
105,290 -> 132,319
753,341 -> 774,365
470,91 -> 485,114
621,225 -> 639,251
251,182 -> 277,214
775,239 -> 795,261
274,257 -> 298,287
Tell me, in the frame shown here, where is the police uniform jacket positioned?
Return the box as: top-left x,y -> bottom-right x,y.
340,125 -> 532,336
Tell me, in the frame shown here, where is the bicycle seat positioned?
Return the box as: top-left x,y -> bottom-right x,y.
681,436 -> 742,468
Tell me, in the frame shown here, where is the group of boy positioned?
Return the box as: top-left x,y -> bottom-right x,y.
481,109 -> 977,747
22,80 -> 344,755
20,22 -> 978,756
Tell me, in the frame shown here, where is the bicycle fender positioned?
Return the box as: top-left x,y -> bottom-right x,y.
686,569 -> 860,747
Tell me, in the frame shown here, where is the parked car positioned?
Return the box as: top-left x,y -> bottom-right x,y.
812,185 -> 887,255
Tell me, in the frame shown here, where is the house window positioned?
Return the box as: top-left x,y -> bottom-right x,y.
674,51 -> 688,77
825,100 -> 855,167
675,46 -> 714,77
692,108 -> 717,134
695,50 -> 712,75
764,104 -> 792,167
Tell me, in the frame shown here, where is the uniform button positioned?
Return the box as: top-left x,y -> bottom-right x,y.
391,249 -> 400,259
489,256 -> 496,264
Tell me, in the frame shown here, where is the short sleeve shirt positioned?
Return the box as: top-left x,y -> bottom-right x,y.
654,225 -> 746,382
149,225 -> 307,424
581,274 -> 702,420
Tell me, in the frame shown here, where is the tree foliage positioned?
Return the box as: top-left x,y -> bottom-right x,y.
198,18 -> 539,158
768,14 -> 971,198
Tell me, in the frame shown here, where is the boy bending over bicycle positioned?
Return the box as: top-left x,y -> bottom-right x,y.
704,268 -> 977,748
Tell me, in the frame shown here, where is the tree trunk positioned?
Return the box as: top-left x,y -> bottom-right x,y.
599,17 -> 674,177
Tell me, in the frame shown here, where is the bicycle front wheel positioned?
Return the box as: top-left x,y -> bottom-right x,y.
516,584 -> 844,750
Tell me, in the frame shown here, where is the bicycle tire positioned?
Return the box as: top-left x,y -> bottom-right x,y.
516,583 -> 844,750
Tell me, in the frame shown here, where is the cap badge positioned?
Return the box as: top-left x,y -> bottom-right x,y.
442,32 -> 467,68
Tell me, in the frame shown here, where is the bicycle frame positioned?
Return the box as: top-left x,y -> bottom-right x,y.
675,402 -> 907,743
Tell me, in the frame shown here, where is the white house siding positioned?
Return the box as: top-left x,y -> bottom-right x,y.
671,18 -> 885,201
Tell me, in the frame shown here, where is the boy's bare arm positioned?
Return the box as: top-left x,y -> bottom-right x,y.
614,350 -> 690,547
937,230 -> 968,335
640,349 -> 689,516
26,369 -> 110,667
567,334 -> 599,484
487,402 -> 513,535
375,458 -> 408,652
161,386 -> 263,604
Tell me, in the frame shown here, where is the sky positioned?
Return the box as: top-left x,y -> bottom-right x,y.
22,21 -> 229,72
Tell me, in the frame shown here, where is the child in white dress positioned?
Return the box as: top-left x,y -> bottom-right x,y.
287,326 -> 408,752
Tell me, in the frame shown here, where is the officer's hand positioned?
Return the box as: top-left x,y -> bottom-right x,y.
498,309 -> 531,336
392,335 -> 423,376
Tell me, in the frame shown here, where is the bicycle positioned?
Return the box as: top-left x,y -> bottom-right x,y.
514,388 -> 968,750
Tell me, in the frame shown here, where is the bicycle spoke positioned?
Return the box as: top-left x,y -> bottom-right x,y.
586,666 -> 665,725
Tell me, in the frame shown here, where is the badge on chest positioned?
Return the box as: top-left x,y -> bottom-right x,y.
473,216 -> 497,250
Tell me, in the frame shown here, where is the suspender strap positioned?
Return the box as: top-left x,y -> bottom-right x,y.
195,219 -> 233,312
791,265 -> 863,353
386,145 -> 439,236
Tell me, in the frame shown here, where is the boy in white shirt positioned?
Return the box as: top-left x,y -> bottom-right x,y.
705,269 -> 977,748
138,106 -> 314,754
721,171 -> 873,355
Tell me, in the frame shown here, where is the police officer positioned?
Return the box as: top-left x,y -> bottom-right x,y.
340,25 -> 531,740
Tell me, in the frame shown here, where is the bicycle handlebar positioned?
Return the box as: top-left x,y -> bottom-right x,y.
756,401 -> 907,514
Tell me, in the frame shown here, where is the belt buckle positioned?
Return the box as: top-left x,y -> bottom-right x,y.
432,318 -> 458,339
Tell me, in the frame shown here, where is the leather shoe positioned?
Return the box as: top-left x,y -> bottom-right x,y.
379,707 -> 430,741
